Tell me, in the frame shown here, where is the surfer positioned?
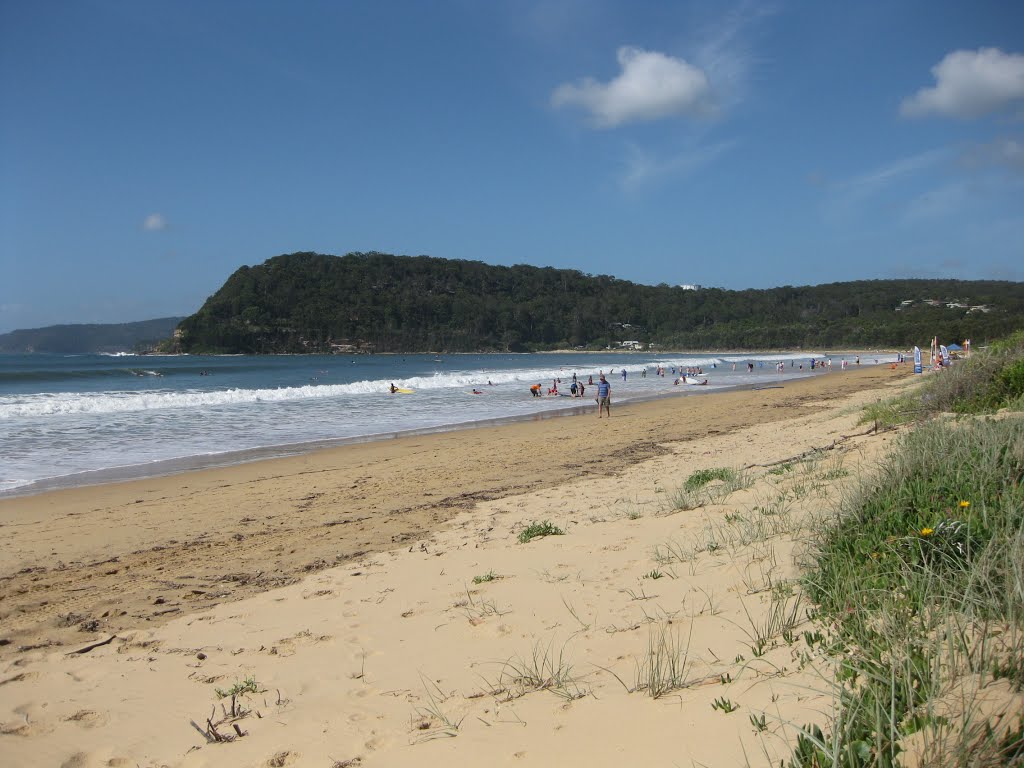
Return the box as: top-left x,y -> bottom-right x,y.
389,383 -> 398,394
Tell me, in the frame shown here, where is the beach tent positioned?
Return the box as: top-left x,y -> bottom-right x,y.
947,343 -> 963,351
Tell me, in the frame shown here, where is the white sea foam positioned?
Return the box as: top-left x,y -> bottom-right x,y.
1,351 -> 895,496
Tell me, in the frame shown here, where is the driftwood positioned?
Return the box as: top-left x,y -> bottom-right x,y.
742,426 -> 884,471
67,634 -> 116,655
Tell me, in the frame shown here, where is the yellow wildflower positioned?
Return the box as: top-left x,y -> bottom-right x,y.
920,527 -> 934,536
959,500 -> 970,508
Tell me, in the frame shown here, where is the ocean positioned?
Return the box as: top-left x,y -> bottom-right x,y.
0,350 -> 888,496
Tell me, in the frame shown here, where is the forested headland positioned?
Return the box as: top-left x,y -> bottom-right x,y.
0,317 -> 185,354
173,252 -> 1024,353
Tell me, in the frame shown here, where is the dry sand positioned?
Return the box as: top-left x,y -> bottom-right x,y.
0,365 -> 913,767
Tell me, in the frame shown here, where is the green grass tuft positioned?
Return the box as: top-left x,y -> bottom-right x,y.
518,521 -> 564,544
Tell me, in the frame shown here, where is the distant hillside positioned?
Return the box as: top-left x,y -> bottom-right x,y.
0,317 -> 185,353
175,251 -> 1024,353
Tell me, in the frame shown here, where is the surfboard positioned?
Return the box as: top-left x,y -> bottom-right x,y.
393,388 -> 415,394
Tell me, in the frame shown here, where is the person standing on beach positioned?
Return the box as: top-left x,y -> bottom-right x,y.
596,375 -> 611,418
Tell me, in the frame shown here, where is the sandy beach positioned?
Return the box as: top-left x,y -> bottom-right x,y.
0,364 -> 912,767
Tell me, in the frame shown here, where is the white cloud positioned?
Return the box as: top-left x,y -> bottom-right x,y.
552,47 -> 714,127
143,213 -> 167,231
901,47 -> 1024,119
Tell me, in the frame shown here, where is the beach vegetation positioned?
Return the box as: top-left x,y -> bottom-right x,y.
860,330 -> 1024,428
789,413 -> 1024,766
685,467 -> 737,490
711,696 -> 739,713
668,467 -> 752,512
499,639 -> 587,701
633,622 -> 693,698
414,675 -> 464,740
472,570 -> 498,584
518,520 -> 564,544
214,677 -> 260,699
458,586 -> 508,624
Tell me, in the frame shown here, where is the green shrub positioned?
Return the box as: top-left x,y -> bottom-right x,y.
518,521 -> 564,544
684,467 -> 736,490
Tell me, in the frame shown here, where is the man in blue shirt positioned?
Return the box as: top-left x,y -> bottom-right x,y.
596,375 -> 611,418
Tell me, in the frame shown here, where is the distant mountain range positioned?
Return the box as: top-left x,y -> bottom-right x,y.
0,317 -> 185,353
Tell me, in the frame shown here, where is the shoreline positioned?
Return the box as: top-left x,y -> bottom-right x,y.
0,364 -> 910,659
1,360 -> 883,500
0,362 -> 917,766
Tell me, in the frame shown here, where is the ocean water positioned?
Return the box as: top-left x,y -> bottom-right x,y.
0,350 -> 889,496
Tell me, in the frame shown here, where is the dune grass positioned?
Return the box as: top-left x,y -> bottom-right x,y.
790,412 -> 1024,765
518,521 -> 564,544
860,331 -> 1024,429
668,467 -> 753,512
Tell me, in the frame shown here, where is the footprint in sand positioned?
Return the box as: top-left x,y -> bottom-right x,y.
63,709 -> 108,729
267,751 -> 299,767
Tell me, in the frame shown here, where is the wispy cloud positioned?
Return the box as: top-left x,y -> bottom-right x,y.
960,136 -> 1024,175
142,213 -> 167,231
621,139 -> 736,190
901,182 -> 969,224
690,0 -> 776,111
901,47 -> 1024,119
552,46 -> 714,127
821,149 -> 948,222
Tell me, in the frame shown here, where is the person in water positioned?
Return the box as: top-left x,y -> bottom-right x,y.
389,383 -> 398,393
530,384 -> 542,397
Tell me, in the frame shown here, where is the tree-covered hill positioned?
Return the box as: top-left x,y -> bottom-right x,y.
0,317 -> 185,353
174,252 -> 1024,353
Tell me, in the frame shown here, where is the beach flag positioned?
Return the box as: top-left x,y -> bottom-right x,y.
940,344 -> 949,366
913,346 -> 922,374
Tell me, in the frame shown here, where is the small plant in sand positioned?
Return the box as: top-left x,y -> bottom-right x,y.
632,621 -> 693,698
685,467 -> 737,490
711,696 -> 739,713
472,570 -> 498,584
668,467 -> 752,512
215,677 -> 260,699
413,675 -> 464,740
193,676 -> 266,744
499,639 -> 586,701
458,586 -> 508,624
518,520 -> 564,544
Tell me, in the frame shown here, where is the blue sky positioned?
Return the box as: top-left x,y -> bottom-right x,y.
2,0 -> 1023,332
